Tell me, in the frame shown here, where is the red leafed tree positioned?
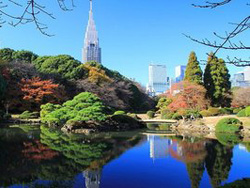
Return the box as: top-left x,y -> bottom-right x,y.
20,77 -> 61,104
168,81 -> 209,112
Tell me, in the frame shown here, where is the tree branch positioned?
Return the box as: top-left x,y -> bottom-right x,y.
0,0 -> 75,36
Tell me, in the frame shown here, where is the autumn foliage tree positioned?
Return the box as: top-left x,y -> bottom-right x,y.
20,77 -> 63,106
168,81 -> 209,112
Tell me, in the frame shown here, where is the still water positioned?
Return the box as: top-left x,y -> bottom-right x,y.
1,124 -> 250,188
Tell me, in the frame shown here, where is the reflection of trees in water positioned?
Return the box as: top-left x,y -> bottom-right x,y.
219,178 -> 250,188
186,160 -> 205,188
206,141 -> 233,188
168,137 -> 207,188
0,125 -> 143,187
167,136 -> 233,188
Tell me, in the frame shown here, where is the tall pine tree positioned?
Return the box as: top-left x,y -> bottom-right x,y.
204,53 -> 231,107
184,51 -> 203,85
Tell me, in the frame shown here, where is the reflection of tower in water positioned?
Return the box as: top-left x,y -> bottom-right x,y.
83,169 -> 101,188
147,135 -> 172,160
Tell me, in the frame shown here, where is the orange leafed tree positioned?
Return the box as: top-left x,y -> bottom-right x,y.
168,81 -> 209,112
20,77 -> 59,103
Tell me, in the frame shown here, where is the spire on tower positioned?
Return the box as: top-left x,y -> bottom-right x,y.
82,0 -> 102,64
90,0 -> 92,12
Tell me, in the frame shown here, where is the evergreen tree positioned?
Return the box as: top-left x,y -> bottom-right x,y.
184,51 -> 203,85
204,53 -> 231,107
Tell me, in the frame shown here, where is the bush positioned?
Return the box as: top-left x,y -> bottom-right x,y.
161,109 -> 174,119
219,108 -> 233,115
200,110 -> 212,117
215,118 -> 243,133
147,111 -> 155,119
186,110 -> 202,119
246,106 -> 250,117
208,107 -> 221,116
19,111 -> 38,119
41,92 -> 107,126
237,109 -> 246,117
172,113 -> 182,120
114,111 -> 126,115
233,108 -> 242,114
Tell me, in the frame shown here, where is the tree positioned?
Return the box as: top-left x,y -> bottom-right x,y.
20,77 -> 62,106
231,87 -> 250,108
168,81 -> 209,112
186,1 -> 250,66
204,53 -> 231,107
37,55 -> 84,79
184,51 -> 203,85
41,92 -> 107,126
0,48 -> 15,62
156,97 -> 173,110
12,50 -> 38,63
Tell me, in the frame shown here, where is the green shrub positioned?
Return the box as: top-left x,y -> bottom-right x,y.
172,113 -> 182,120
114,111 -> 126,115
208,107 -> 221,116
41,92 -> 107,126
186,110 -> 202,119
200,110 -> 212,117
215,118 -> 243,133
237,109 -> 246,117
233,108 -> 242,114
19,111 -> 38,119
161,109 -> 174,119
220,108 -> 233,115
245,106 -> 250,117
40,103 -> 61,119
147,111 -> 155,119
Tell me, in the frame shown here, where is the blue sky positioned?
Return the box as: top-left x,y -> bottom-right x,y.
0,0 -> 249,85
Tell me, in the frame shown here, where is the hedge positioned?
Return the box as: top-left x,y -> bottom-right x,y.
215,118 -> 243,133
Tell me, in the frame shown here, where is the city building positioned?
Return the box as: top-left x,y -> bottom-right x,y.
244,67 -> 250,81
175,65 -> 186,83
232,67 -> 250,87
147,64 -> 168,96
82,0 -> 102,64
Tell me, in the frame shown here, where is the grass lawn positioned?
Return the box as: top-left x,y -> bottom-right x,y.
203,115 -> 250,127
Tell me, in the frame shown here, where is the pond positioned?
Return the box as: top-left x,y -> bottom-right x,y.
1,124 -> 250,188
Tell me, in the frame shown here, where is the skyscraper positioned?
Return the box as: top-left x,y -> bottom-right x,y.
147,64 -> 168,96
82,0 -> 101,64
175,65 -> 186,83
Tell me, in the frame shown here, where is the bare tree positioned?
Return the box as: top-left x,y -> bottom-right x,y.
185,0 -> 250,66
0,0 -> 75,36
231,87 -> 250,107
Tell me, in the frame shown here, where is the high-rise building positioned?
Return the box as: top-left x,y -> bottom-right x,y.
175,65 -> 186,83
147,64 -> 168,96
82,0 -> 101,64
232,70 -> 250,87
244,67 -> 250,81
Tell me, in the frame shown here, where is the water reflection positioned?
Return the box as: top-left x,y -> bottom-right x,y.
146,134 -> 234,188
0,125 -> 250,187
